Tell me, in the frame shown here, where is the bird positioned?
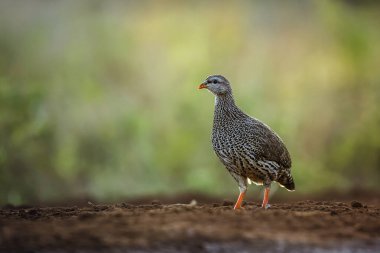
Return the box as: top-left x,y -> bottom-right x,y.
198,75 -> 295,209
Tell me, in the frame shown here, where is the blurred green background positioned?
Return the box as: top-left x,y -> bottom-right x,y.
1,0 -> 380,205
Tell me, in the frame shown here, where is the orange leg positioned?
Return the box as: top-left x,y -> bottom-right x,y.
234,191 -> 246,210
261,188 -> 270,209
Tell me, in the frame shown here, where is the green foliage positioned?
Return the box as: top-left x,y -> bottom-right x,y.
0,0 -> 380,204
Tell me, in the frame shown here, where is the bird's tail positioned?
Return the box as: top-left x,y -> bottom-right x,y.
277,170 -> 295,191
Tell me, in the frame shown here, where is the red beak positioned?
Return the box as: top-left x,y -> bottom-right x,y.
198,83 -> 207,89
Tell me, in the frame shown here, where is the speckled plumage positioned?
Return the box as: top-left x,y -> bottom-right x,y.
199,75 -> 294,208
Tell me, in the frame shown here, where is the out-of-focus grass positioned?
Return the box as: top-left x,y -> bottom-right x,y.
0,0 -> 379,205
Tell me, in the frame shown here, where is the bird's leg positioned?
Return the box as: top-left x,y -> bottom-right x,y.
234,190 -> 246,210
261,186 -> 271,209
230,173 -> 248,210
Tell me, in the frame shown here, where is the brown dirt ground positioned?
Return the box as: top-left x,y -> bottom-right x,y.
1,197 -> 380,253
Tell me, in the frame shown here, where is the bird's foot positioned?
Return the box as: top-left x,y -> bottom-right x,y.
261,203 -> 271,209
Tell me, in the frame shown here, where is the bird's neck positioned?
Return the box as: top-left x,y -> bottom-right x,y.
213,93 -> 245,124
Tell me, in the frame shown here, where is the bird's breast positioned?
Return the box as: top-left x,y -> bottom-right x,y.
212,126 -> 246,152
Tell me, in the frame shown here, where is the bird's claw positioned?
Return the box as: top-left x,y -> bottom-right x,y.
262,203 -> 271,209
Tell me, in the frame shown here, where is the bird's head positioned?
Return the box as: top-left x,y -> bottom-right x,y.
198,75 -> 232,96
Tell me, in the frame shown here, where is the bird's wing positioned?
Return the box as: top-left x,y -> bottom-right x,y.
245,118 -> 292,168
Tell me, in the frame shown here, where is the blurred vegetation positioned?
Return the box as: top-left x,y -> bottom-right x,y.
0,0 -> 380,205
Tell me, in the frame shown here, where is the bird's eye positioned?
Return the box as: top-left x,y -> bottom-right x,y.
213,79 -> 218,84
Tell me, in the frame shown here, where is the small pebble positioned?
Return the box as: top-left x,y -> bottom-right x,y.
351,201 -> 363,208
